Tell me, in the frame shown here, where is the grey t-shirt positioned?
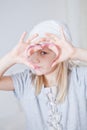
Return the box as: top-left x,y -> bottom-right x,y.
11,66 -> 87,130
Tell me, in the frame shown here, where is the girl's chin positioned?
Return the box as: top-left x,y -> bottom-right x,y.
30,69 -> 44,75
30,67 -> 52,75
35,71 -> 52,76
35,71 -> 46,75
31,70 -> 49,76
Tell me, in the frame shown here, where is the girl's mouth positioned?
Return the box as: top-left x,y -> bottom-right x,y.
33,65 -> 41,69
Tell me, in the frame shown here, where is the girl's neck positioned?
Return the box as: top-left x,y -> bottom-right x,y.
43,65 -> 59,87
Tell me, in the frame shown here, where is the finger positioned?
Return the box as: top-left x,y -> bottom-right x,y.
34,38 -> 46,44
60,27 -> 66,40
25,44 -> 42,56
31,37 -> 51,45
45,33 -> 58,41
51,53 -> 61,67
26,33 -> 39,43
38,37 -> 56,44
48,44 -> 60,55
28,46 -> 42,56
51,60 -> 58,67
41,37 -> 59,46
45,33 -> 62,46
19,32 -> 27,42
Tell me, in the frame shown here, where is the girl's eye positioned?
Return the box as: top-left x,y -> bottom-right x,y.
40,51 -> 48,55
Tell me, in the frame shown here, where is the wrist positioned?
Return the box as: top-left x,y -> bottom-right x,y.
5,51 -> 17,65
0,52 -> 17,75
69,47 -> 79,60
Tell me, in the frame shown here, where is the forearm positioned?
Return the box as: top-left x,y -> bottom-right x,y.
0,52 -> 16,77
71,47 -> 87,62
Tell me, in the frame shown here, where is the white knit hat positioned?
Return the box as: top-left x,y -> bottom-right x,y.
29,20 -> 72,42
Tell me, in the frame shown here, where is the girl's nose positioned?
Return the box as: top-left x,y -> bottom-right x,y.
29,53 -> 40,64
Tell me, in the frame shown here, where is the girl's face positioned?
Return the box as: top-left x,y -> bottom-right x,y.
28,47 -> 57,75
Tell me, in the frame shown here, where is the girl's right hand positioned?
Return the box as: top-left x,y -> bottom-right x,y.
10,32 -> 39,67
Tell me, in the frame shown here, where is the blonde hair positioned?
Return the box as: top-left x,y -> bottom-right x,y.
31,61 -> 69,103
30,20 -> 80,103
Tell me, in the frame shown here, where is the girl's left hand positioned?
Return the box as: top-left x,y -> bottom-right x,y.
45,27 -> 76,66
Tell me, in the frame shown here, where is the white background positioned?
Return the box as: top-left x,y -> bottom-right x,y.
0,0 -> 87,129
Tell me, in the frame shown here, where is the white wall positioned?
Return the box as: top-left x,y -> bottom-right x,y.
79,0 -> 87,48
0,0 -> 87,130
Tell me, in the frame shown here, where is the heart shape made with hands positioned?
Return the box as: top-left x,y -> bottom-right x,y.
25,43 -> 61,66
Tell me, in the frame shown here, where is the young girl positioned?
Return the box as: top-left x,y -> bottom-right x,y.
0,20 -> 87,130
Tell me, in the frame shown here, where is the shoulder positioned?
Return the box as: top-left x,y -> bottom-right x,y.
69,66 -> 87,85
69,66 -> 87,99
11,68 -> 34,89
12,68 -> 33,80
71,66 -> 87,77
11,68 -> 35,99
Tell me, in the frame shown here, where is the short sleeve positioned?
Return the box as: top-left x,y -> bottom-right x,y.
84,68 -> 87,99
74,66 -> 87,99
11,69 -> 32,99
